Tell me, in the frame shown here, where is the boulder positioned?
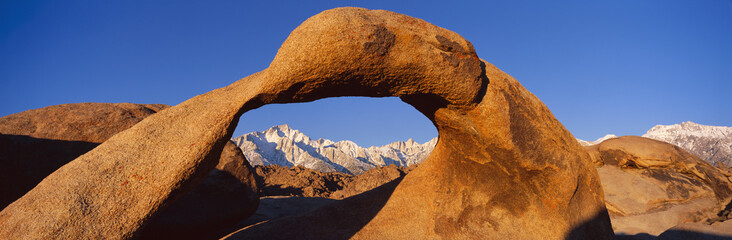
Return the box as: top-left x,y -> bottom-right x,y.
586,136 -> 732,236
330,164 -> 408,199
218,165 -> 411,237
656,221 -> 732,240
0,7 -> 612,239
253,164 -> 409,199
0,103 -> 168,209
0,103 -> 259,239
139,142 -> 259,239
254,165 -> 351,198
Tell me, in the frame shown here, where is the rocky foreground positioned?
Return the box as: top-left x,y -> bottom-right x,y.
229,141 -> 732,239
1,102 -> 731,239
0,7 -> 729,240
0,103 -> 260,239
586,136 -> 732,238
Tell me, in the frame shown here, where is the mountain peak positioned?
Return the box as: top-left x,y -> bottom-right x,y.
273,124 -> 292,131
577,134 -> 618,146
642,122 -> 732,167
595,134 -> 617,143
681,121 -> 698,126
232,125 -> 437,174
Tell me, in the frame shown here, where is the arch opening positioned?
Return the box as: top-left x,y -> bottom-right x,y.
232,96 -> 438,175
0,7 -> 613,240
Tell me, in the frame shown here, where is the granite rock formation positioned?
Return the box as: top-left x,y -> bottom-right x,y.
229,8 -> 612,239
0,103 -> 168,209
0,7 -> 612,239
656,221 -> 732,240
254,165 -> 351,198
139,142 -> 259,239
254,164 -> 410,199
585,136 -> 732,236
0,103 -> 259,239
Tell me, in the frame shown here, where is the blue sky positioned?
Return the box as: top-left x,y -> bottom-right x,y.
1,0 -> 730,147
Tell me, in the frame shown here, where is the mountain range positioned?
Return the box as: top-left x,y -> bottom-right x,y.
577,121 -> 731,167
577,134 -> 618,146
232,124 -> 436,174
234,122 -> 730,174
642,121 -> 732,167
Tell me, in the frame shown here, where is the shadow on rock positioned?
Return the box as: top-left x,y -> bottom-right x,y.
223,176 -> 404,239
212,196 -> 338,239
615,233 -> 657,240
139,169 -> 259,240
0,134 -> 98,210
563,208 -> 615,240
656,230 -> 732,240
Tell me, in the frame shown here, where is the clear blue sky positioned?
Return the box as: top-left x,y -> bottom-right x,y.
1,0 -> 730,147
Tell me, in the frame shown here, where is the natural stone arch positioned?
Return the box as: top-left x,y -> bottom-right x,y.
0,7 -> 613,239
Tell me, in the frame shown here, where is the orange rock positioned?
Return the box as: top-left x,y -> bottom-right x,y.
232,8 -> 612,239
0,7 -> 611,239
0,103 -> 167,208
0,103 -> 259,239
587,136 -> 732,235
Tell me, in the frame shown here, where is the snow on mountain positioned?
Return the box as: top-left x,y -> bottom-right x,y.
577,134 -> 618,146
232,124 -> 437,174
642,121 -> 732,167
234,122 -> 731,174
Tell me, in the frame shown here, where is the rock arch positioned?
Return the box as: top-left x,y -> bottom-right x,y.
0,7 -> 613,239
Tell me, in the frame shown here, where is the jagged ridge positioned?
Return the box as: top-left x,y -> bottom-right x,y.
232,124 -> 436,174
642,121 -> 732,167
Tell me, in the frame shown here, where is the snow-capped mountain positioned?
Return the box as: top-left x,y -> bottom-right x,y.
642,121 -> 732,167
577,134 -> 618,146
232,124 -> 437,174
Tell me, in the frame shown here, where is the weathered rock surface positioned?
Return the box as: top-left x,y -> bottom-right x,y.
254,164 -> 410,199
139,142 -> 259,239
218,165 -> 412,238
228,8 -> 612,239
0,103 -> 259,239
0,7 -> 612,239
0,103 -> 168,209
222,177 -> 407,240
219,196 -> 339,238
656,221 -> 732,240
330,164 -> 410,199
254,165 -> 351,198
586,136 -> 732,236
0,102 -> 169,143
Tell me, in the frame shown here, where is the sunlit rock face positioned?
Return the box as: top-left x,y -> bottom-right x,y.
0,7 -> 612,240
586,136 -> 732,236
229,8 -> 612,240
0,103 -> 169,209
0,103 -> 259,239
